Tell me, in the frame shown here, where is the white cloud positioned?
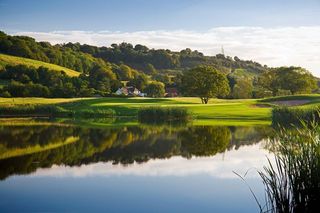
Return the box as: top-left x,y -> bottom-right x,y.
29,143 -> 273,179
15,26 -> 320,76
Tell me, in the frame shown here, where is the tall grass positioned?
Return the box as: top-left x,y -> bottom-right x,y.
272,106 -> 320,126
0,105 -> 72,117
0,105 -> 115,118
259,122 -> 320,213
74,108 -> 115,118
138,107 -> 190,124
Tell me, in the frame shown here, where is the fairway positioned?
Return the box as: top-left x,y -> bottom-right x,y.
0,97 -> 271,123
1,95 -> 319,124
0,53 -> 81,77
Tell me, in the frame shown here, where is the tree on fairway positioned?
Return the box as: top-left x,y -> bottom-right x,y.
181,66 -> 230,104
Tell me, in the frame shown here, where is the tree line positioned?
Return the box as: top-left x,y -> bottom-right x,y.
0,124 -> 269,179
0,64 -> 316,102
181,66 -> 317,103
0,31 -> 318,100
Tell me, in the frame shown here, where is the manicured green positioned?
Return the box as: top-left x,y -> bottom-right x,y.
0,53 -> 80,77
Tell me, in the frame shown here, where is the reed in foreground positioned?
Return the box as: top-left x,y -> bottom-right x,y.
259,123 -> 320,213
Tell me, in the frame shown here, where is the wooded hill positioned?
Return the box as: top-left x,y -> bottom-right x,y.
0,31 -> 267,76
0,30 -> 317,99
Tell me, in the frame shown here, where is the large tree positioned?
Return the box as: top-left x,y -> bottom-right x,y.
181,66 -> 230,104
259,67 -> 317,95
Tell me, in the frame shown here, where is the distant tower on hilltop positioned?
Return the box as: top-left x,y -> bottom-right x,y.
221,45 -> 225,56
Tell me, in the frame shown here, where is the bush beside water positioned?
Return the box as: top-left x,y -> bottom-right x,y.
0,105 -> 71,117
0,105 -> 115,118
74,108 -> 115,118
138,107 -> 190,124
272,107 -> 320,126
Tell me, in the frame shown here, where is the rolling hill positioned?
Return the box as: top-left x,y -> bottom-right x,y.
0,54 -> 80,77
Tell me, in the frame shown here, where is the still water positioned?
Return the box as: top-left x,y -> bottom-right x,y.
0,119 -> 274,212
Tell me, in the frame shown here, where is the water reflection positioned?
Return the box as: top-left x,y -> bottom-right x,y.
33,144 -> 270,178
0,122 -> 273,180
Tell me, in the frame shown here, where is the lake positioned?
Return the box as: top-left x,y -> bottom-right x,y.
0,119 -> 274,212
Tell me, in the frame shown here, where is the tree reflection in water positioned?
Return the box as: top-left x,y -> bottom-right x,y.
0,122 -> 272,180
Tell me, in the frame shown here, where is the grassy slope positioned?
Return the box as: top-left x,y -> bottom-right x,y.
0,53 -> 80,77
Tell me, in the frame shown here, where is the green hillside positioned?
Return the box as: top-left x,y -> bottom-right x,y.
0,54 -> 80,77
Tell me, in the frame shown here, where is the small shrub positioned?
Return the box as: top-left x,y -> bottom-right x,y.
272,107 -> 320,126
138,107 -> 190,124
276,89 -> 292,96
253,88 -> 273,98
75,108 -> 115,118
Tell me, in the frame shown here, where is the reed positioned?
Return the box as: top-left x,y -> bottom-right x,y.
0,105 -> 115,118
0,105 -> 71,117
259,122 -> 320,212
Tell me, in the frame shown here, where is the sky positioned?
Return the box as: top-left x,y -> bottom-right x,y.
1,0 -> 320,75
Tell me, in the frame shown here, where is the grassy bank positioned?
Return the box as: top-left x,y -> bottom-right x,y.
1,95 -> 320,124
0,104 -> 115,118
0,97 -> 271,123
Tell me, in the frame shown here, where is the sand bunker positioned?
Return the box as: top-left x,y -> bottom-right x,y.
272,100 -> 310,106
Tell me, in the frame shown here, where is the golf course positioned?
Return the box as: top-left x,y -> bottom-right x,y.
1,94 -> 319,125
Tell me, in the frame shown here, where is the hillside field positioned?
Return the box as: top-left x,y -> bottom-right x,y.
0,53 -> 80,77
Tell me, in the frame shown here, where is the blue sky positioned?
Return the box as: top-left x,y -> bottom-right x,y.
1,0 -> 320,75
1,0 -> 320,32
